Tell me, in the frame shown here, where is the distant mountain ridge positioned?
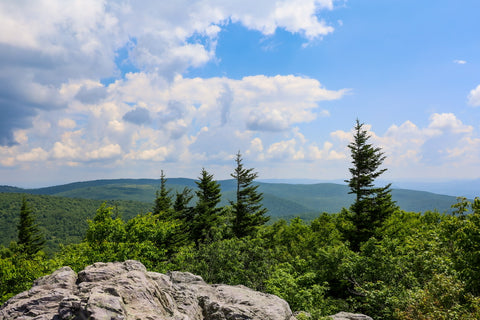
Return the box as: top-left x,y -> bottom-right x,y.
0,178 -> 463,216
0,178 -> 466,252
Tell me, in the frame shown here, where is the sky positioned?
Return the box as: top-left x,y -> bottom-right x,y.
1,0 -> 480,188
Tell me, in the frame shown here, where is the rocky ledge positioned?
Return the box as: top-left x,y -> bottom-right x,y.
0,260 -> 372,320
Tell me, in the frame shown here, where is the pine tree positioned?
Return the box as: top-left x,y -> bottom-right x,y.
230,151 -> 269,238
17,196 -> 45,255
190,168 -> 223,245
345,119 -> 397,249
153,170 -> 173,217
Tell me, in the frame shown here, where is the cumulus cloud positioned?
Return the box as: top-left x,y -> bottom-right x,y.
307,141 -> 346,160
236,75 -> 347,132
321,113 -> 480,180
75,85 -> 108,104
0,0 -> 338,147
123,107 -> 152,125
366,114 -> 479,174
453,59 -> 467,64
16,148 -> 49,162
266,138 -> 303,160
428,112 -> 473,134
468,84 -> 480,107
0,72 -> 347,170
218,84 -> 233,126
0,0 -> 355,183
86,144 -> 123,161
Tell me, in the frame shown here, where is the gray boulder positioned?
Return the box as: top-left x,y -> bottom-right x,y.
329,312 -> 373,320
0,260 -> 296,320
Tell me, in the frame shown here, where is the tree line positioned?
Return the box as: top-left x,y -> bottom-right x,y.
2,120 -> 480,319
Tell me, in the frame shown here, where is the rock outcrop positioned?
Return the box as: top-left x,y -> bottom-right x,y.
329,312 -> 373,320
0,260 -> 296,320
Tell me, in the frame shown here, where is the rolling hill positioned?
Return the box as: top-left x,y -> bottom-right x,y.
0,178 -> 462,252
0,192 -> 152,253
1,178 -> 461,215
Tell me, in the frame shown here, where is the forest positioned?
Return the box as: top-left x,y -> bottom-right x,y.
1,121 -> 480,320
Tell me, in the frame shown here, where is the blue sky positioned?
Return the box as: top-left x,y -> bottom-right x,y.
1,0 -> 480,187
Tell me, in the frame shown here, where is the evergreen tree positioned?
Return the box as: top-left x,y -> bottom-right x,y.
230,151 -> 269,238
172,187 -> 194,246
153,170 -> 173,217
174,187 -> 194,215
191,168 -> 223,245
345,119 -> 397,249
17,196 -> 45,255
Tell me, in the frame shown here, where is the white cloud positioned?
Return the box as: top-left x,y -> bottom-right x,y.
381,115 -> 479,176
324,114 -> 480,180
0,69 -> 348,175
16,148 -> 49,162
0,0 -> 337,148
58,119 -> 77,129
248,137 -> 264,154
273,0 -> 334,39
266,138 -> 303,160
468,84 -> 480,107
52,141 -> 81,161
86,144 -> 122,160
453,59 -> 467,64
428,112 -> 473,134
307,141 -> 347,160
125,146 -> 171,162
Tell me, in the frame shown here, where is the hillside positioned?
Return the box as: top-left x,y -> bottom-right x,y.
0,193 -> 152,253
0,179 -> 462,252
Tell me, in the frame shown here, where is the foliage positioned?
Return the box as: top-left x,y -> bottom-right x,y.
395,274 -> 480,320
0,193 -> 152,253
230,151 -> 269,238
0,181 -> 460,251
17,196 -> 45,256
173,187 -> 193,215
173,237 -> 274,291
448,197 -> 480,294
3,159 -> 480,320
0,245 -> 58,303
188,168 -> 224,245
153,170 -> 173,215
345,119 -> 397,250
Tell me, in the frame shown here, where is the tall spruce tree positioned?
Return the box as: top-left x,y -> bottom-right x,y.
345,119 -> 397,249
230,151 -> 269,238
153,170 -> 173,217
17,196 -> 45,255
190,168 -> 223,245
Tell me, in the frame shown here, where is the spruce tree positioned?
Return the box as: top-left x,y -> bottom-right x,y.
174,187 -> 194,214
190,168 -> 223,245
153,170 -> 173,217
17,196 -> 45,255
173,187 -> 194,246
230,151 -> 269,238
345,119 -> 397,249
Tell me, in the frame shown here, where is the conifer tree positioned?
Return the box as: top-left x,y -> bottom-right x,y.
230,151 -> 269,238
190,168 -> 223,245
345,119 -> 397,249
153,170 -> 173,217
174,187 -> 194,215
17,196 -> 45,255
